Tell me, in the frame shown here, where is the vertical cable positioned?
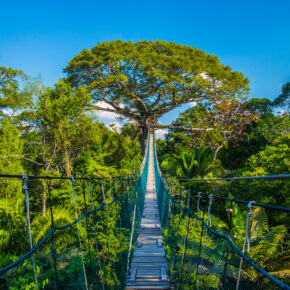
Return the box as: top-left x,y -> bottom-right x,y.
177,191 -> 191,289
236,201 -> 255,290
99,179 -> 106,202
197,194 -> 214,289
222,203 -> 233,287
89,178 -> 105,290
70,177 -> 88,290
47,183 -> 59,289
21,174 -> 38,290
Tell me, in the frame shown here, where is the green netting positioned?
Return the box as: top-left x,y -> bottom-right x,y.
152,130 -> 289,290
0,133 -> 150,289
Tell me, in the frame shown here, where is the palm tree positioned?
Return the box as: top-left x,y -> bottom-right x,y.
161,147 -> 223,179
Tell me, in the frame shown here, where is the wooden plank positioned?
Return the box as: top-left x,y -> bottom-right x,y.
126,135 -> 170,290
161,267 -> 168,281
130,263 -> 167,268
132,257 -> 167,263
129,267 -> 137,282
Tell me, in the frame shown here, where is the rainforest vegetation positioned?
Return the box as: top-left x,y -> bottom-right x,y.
0,40 -> 289,288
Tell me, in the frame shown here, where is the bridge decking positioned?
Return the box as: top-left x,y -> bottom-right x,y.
126,135 -> 170,290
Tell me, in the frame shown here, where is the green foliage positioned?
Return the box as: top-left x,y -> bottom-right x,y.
245,97 -> 273,116
0,53 -> 288,289
161,146 -> 223,179
257,114 -> 290,143
0,66 -> 34,117
0,118 -> 24,212
272,82 -> 290,111
31,207 -> 76,250
242,134 -> 289,175
0,67 -> 144,289
121,122 -> 140,140
65,40 -> 250,151
65,41 -> 249,123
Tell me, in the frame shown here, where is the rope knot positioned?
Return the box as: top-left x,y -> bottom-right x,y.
70,176 -> 75,185
20,174 -> 28,191
208,194 -> 213,205
244,201 -> 256,253
247,200 -> 255,218
70,177 -> 76,202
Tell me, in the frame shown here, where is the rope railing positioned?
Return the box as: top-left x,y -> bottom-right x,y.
0,130 -> 151,289
0,174 -> 147,288
152,129 -> 290,289
174,174 -> 290,181
165,174 -> 290,213
0,174 -> 137,180
166,184 -> 290,213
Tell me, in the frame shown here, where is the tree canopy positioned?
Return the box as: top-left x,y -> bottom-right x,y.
272,82 -> 290,111
64,40 -> 250,150
0,66 -> 34,117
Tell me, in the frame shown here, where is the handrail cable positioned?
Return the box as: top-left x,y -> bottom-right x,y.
168,183 -> 290,212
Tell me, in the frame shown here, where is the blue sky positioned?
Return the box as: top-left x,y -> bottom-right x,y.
0,0 -> 289,130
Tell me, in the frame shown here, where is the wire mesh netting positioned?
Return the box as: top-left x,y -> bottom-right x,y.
152,130 -> 289,290
0,134 -> 150,289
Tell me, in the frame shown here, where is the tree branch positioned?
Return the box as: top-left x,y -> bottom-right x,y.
119,80 -> 149,112
0,155 -> 43,166
91,103 -> 140,121
156,124 -> 231,134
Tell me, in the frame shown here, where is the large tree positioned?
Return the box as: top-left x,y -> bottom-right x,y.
163,100 -> 257,160
0,66 -> 37,118
64,40 -> 249,152
272,82 -> 290,112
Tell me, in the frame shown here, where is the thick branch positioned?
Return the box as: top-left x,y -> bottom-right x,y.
119,80 -> 149,112
156,124 -> 231,134
91,104 -> 139,121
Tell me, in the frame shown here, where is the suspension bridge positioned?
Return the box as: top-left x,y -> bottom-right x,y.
0,129 -> 289,289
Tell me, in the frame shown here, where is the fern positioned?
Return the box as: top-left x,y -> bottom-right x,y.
250,207 -> 269,242
31,207 -> 78,252
249,225 -> 287,272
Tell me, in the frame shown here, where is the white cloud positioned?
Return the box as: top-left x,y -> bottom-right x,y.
95,110 -> 120,119
200,72 -> 209,80
93,101 -> 120,120
155,128 -> 167,140
189,101 -> 197,107
94,101 -> 114,110
107,121 -> 122,132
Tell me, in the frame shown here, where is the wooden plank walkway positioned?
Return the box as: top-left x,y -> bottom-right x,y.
126,135 -> 170,290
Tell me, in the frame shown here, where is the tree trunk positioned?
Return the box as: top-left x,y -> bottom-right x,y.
64,150 -> 72,177
138,124 -> 149,156
213,144 -> 224,161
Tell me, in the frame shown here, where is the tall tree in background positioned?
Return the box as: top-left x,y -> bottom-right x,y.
0,66 -> 36,117
64,40 -> 250,152
164,100 -> 257,160
31,80 -> 95,177
272,82 -> 290,112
